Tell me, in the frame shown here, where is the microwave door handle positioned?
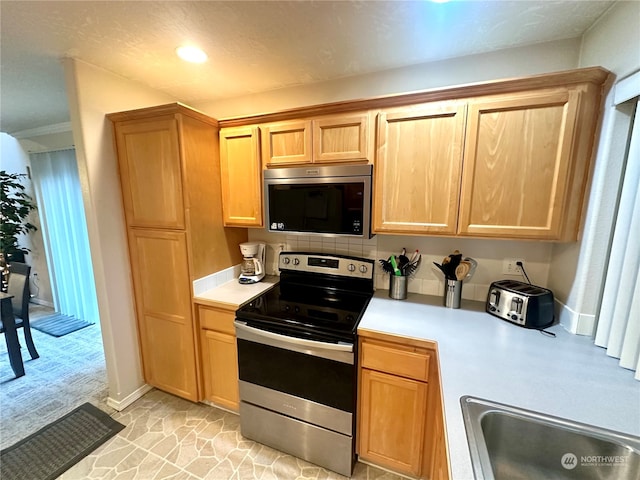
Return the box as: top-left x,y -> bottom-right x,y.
234,320 -> 354,364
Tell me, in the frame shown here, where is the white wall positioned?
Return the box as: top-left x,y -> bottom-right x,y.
63,58 -> 178,409
195,38 -> 580,119
0,132 -> 53,305
549,0 -> 640,333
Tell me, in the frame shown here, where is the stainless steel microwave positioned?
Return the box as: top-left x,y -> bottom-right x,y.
264,164 -> 373,238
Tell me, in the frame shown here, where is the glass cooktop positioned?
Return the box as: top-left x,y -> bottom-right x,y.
235,282 -> 372,343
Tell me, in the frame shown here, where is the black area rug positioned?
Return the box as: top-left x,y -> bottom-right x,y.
0,403 -> 125,480
31,313 -> 94,337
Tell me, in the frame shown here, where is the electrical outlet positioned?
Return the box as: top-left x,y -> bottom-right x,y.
503,258 -> 524,275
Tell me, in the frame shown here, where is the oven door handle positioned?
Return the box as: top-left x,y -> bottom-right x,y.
234,320 -> 354,364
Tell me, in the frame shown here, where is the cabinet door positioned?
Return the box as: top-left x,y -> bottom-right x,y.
128,229 -> 198,401
312,114 -> 369,163
220,126 -> 263,227
114,117 -> 185,229
201,328 -> 239,411
459,90 -> 579,239
373,102 -> 466,235
261,120 -> 312,166
359,369 -> 428,476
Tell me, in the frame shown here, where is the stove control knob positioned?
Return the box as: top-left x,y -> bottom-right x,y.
294,306 -> 300,313
293,258 -> 300,266
359,265 -> 368,273
282,257 -> 290,265
348,264 -> 356,272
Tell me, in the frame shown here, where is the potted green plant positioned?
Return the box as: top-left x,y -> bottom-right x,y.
0,170 -> 37,264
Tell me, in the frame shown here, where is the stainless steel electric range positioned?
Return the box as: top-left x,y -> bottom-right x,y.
234,252 -> 375,477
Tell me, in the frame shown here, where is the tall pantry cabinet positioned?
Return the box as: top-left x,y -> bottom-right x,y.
108,103 -> 246,401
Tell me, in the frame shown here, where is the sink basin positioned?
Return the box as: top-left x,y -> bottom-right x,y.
461,396 -> 640,480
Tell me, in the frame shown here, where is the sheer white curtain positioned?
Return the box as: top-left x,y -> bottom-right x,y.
30,148 -> 99,323
595,74 -> 640,380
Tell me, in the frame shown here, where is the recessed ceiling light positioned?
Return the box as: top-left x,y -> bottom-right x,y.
176,46 -> 208,64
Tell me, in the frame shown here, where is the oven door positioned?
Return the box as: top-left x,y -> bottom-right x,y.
235,320 -> 355,423
235,320 -> 357,476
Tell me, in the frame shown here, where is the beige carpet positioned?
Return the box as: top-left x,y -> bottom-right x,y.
0,305 -> 112,450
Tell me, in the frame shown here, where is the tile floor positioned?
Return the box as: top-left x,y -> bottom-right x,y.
1,306 -> 405,480
61,389 -> 405,480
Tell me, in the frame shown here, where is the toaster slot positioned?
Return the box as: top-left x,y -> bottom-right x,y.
511,297 -> 524,314
488,289 -> 500,312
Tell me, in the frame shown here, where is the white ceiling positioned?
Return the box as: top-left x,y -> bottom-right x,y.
0,0 -> 616,135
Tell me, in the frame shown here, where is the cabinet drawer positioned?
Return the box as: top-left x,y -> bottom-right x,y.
198,306 -> 236,335
361,340 -> 430,382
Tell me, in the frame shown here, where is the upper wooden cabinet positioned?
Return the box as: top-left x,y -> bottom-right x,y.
313,114 -> 370,163
373,102 -> 466,235
261,120 -> 313,166
220,126 -> 263,227
219,67 -> 609,241
109,103 -> 247,402
261,113 -> 371,167
373,79 -> 606,240
115,118 -> 185,229
459,89 -> 582,240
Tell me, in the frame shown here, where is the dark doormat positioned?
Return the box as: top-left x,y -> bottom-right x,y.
31,313 -> 94,337
0,403 -> 125,480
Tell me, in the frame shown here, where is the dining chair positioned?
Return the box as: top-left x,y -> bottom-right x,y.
0,262 -> 39,359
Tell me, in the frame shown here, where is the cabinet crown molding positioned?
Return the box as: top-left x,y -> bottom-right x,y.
218,67 -> 611,128
107,102 -> 218,127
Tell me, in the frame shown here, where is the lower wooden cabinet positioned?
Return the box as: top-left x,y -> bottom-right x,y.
358,332 -> 449,479
359,369 -> 428,476
198,305 -> 239,411
129,228 -> 198,401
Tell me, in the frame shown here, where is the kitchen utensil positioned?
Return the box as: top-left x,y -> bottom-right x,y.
379,259 -> 394,274
455,262 -> 470,281
402,255 -> 421,276
390,255 -> 402,276
463,257 -> 478,282
433,262 -> 448,277
398,248 -> 410,271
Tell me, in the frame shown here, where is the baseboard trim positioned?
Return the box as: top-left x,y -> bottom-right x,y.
200,399 -> 239,416
106,384 -> 153,411
29,298 -> 54,308
555,299 -> 596,336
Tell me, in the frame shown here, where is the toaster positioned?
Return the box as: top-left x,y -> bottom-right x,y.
486,280 -> 554,328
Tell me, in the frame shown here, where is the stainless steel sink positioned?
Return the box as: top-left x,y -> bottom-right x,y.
461,396 -> 640,480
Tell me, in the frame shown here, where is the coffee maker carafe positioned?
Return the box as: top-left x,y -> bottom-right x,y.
238,242 -> 265,284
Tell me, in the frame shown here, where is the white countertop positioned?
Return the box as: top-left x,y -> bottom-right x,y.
193,275 -> 279,308
359,290 -> 640,480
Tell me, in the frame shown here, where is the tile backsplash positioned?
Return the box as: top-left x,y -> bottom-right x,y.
247,229 -> 554,303
193,264 -> 242,296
